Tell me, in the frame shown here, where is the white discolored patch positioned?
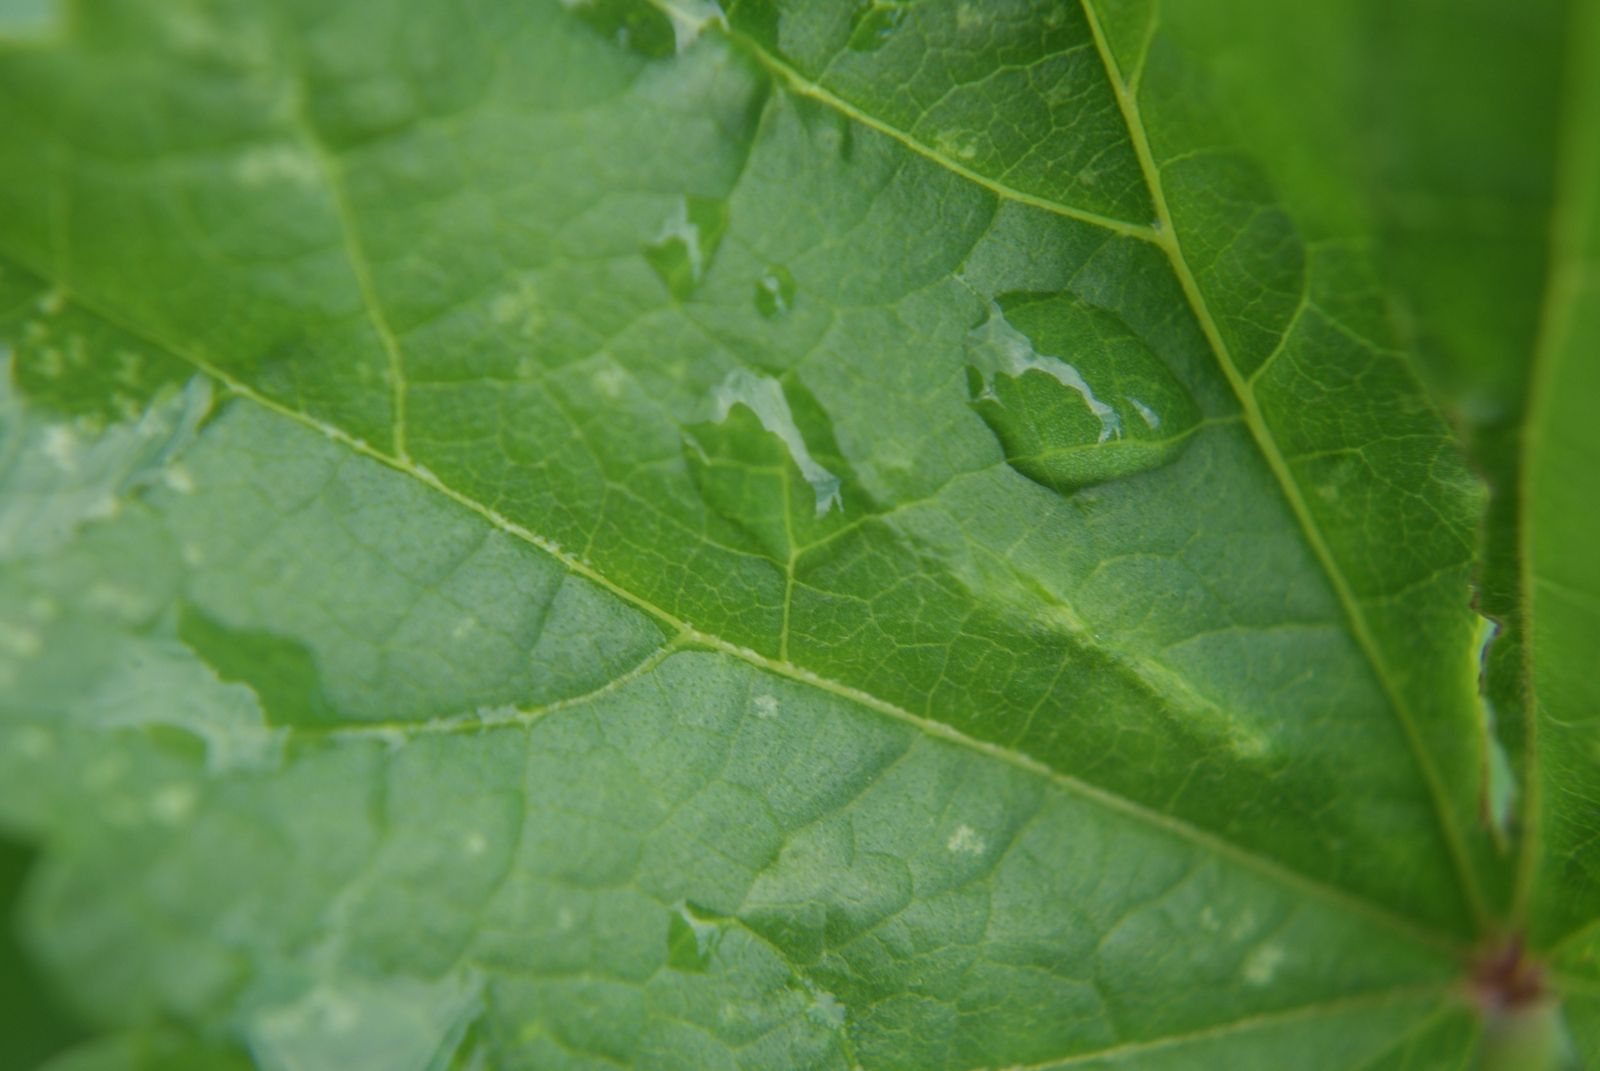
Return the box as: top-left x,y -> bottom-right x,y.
490,279 -> 547,337
592,365 -> 628,399
1126,395 -> 1162,429
162,464 -> 196,493
809,991 -> 844,1027
935,130 -> 980,160
248,973 -> 482,1071
235,144 -> 320,188
150,782 -> 199,824
0,373 -> 211,561
753,694 -> 779,719
946,823 -> 985,855
805,980 -> 846,1028
1242,943 -> 1285,986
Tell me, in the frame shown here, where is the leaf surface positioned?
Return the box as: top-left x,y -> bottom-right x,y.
0,0 -> 1581,1066
1525,6 -> 1600,1059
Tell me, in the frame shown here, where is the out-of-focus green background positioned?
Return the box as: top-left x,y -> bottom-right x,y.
1,836 -> 82,1070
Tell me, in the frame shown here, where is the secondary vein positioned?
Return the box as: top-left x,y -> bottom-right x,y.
643,0 -> 1162,245
283,69 -> 412,461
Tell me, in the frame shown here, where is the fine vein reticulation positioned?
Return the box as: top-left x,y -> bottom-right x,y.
0,0 -> 1550,1066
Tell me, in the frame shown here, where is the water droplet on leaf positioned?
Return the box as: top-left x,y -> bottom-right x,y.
662,0 -> 725,52
848,0 -> 909,51
754,265 -> 796,317
563,0 -> 678,57
965,294 -> 1201,493
709,368 -> 841,516
644,195 -> 728,302
667,901 -> 724,971
683,371 -> 852,563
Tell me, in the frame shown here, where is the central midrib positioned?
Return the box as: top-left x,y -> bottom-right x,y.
0,230 -> 1460,956
1069,0 -> 1491,931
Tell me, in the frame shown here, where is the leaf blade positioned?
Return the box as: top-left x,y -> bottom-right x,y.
0,0 -> 1524,1064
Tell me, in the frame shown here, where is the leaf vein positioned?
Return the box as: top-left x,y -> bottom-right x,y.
1077,0 -> 1491,931
996,984 -> 1454,1070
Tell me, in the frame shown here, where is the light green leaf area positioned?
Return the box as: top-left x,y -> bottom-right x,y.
0,0 -> 59,43
0,0 -> 1547,1066
1,391 -> 1457,1068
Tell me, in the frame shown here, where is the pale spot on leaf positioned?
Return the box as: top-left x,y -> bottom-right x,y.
947,823 -> 985,854
1243,943 -> 1285,986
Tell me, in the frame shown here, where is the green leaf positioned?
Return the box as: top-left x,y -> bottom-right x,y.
0,0 -> 1590,1067
1523,3 -> 1600,1063
1129,0 -> 1600,1064
1359,0 -> 1571,765
0,834 -> 84,1069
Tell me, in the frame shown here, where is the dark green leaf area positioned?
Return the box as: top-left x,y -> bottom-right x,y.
0,835 -> 84,1070
176,603 -> 335,731
965,292 -> 1201,494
